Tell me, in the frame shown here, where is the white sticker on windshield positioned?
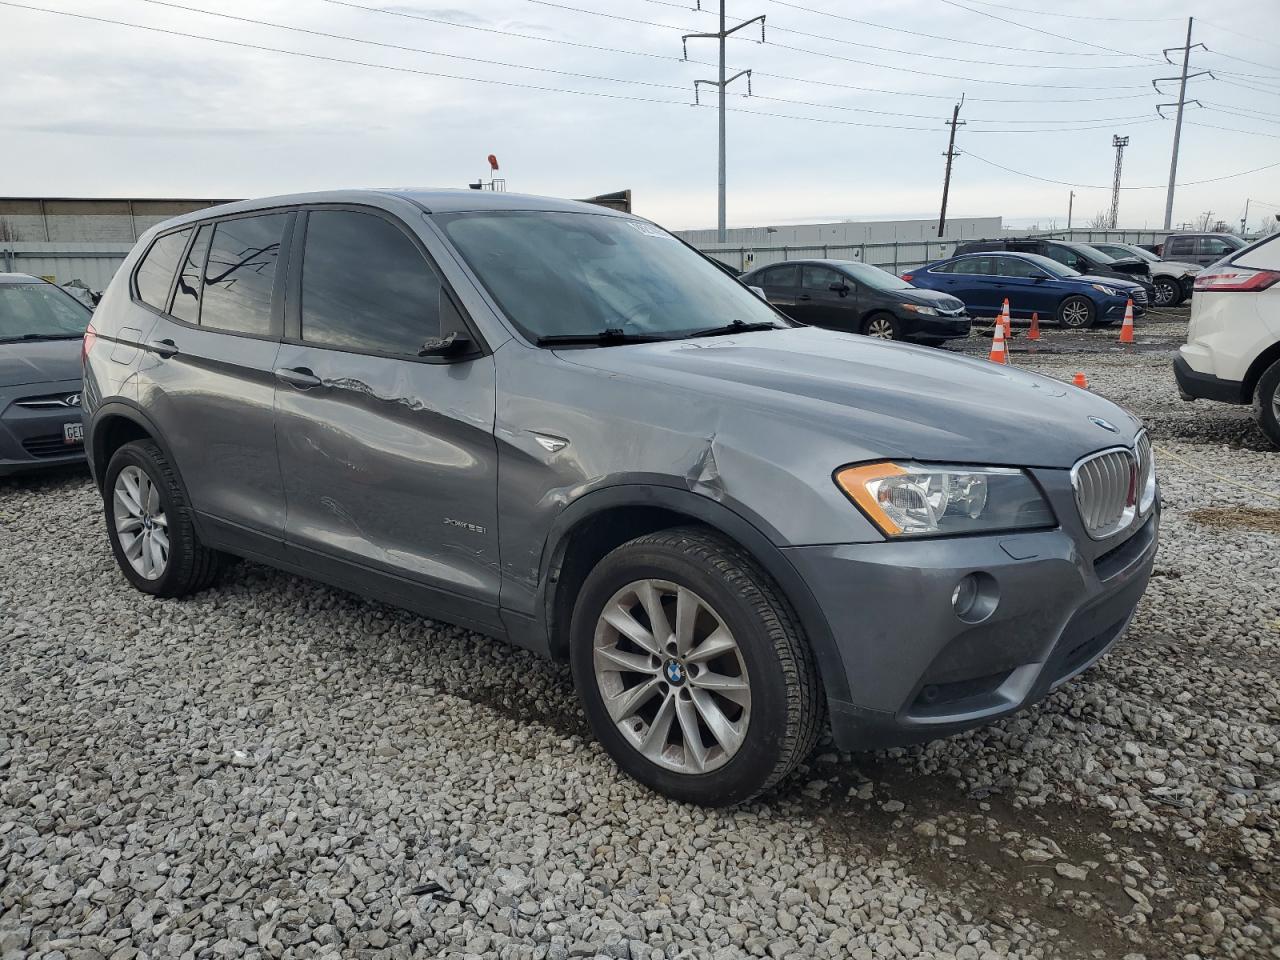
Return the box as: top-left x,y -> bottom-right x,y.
628,220 -> 673,239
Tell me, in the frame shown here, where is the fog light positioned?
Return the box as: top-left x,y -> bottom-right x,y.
951,572 -> 998,624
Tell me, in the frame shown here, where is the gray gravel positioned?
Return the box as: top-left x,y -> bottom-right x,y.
2,309 -> 1277,959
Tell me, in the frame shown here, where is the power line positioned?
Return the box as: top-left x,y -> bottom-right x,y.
922,0 -> 1179,23
765,0 -> 1157,57
1199,19 -> 1280,55
933,0 -> 1164,61
962,150 -> 1280,189
1184,120 -> 1280,139
124,0 -> 1156,127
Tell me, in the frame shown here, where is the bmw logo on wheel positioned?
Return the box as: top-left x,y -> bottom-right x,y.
664,660 -> 686,685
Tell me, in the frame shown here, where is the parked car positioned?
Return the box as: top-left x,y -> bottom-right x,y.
1173,232 -> 1280,447
740,259 -> 970,343
1088,242 -> 1199,308
0,273 -> 91,476
953,238 -> 1155,307
905,252 -> 1148,329
1158,233 -> 1246,266
83,190 -> 1159,806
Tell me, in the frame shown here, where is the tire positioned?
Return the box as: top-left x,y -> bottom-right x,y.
1153,277 -> 1180,308
569,527 -> 824,806
1057,295 -> 1096,329
862,312 -> 900,340
103,439 -> 225,597
1253,357 -> 1280,449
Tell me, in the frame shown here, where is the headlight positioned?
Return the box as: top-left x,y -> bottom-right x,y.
1091,284 -> 1120,296
834,462 -> 1055,538
901,303 -> 938,315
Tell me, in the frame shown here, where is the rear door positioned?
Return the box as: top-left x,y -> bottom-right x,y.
756,263 -> 802,311
946,256 -> 999,313
1163,236 -> 1196,262
273,206 -> 502,630
135,211 -> 291,542
794,263 -> 856,329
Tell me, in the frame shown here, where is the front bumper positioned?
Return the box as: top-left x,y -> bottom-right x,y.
785,470 -> 1159,751
0,380 -> 87,477
901,313 -> 971,341
1173,354 -> 1245,404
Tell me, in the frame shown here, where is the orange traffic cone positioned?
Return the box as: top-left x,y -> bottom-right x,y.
989,318 -> 1009,365
1000,298 -> 1012,340
1028,312 -> 1041,341
1119,299 -> 1135,344
1072,372 -> 1089,389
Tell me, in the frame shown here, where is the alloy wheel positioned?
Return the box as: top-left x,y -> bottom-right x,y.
867,317 -> 895,339
113,465 -> 169,580
592,579 -> 751,774
1153,278 -> 1177,307
1062,300 -> 1091,328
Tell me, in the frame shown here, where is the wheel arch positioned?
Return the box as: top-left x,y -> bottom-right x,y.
536,484 -> 851,706
1243,341 -> 1280,402
88,402 -> 200,532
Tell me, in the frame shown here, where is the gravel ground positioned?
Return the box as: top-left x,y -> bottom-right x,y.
2,308 -> 1277,960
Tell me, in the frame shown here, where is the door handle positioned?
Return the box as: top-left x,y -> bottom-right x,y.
150,338 -> 179,358
274,366 -> 321,389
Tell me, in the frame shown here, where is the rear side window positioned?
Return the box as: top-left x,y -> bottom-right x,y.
135,228 -> 192,310
761,264 -> 799,287
300,210 -> 443,355
170,224 -> 211,325
200,214 -> 288,336
1165,237 -> 1193,256
951,257 -> 993,276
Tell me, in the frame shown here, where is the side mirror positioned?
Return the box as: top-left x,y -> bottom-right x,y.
1032,273 -> 1048,281
829,282 -> 850,296
418,331 -> 473,359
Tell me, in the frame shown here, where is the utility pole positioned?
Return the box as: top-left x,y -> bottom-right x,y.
1067,190 -> 1075,231
1109,135 -> 1129,229
684,3 -> 766,242
937,95 -> 965,239
1155,18 -> 1209,230
1241,198 -> 1250,236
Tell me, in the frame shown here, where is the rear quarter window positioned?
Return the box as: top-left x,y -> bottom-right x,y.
134,228 -> 193,311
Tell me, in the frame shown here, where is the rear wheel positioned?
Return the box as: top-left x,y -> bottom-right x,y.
570,527 -> 823,806
1057,295 -> 1096,329
104,440 -> 225,597
1153,276 -> 1180,308
862,312 -> 900,340
1254,357 -> 1280,449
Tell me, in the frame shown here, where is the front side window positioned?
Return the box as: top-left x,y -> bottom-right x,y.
436,211 -> 784,342
994,257 -> 1044,279
135,228 -> 192,311
1200,237 -> 1235,255
0,282 -> 91,341
802,265 -> 845,290
171,224 -> 211,325
1044,246 -> 1083,271
200,214 -> 287,336
301,210 -> 442,354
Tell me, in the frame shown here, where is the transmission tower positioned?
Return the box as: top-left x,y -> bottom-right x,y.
1109,135 -> 1128,229
1154,17 -> 1209,229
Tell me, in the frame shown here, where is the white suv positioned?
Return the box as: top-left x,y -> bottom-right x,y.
1174,232 -> 1280,447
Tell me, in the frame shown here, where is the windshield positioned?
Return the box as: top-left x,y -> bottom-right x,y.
1021,253 -> 1080,279
842,261 -> 914,291
0,282 -> 91,341
1120,245 -> 1159,263
1068,242 -> 1115,264
435,211 -> 785,343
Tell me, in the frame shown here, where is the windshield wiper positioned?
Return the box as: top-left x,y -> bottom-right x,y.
0,333 -> 83,343
687,319 -> 781,338
536,328 -> 669,347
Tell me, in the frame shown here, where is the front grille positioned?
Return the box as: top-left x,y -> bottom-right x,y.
1131,287 -> 1148,305
14,391 -> 81,409
1135,431 -> 1155,512
21,434 -> 76,458
1073,448 -> 1137,539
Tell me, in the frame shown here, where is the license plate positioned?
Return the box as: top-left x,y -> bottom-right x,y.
63,421 -> 84,444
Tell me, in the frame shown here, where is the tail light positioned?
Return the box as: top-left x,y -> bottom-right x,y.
82,322 -> 98,366
901,274 -> 914,282
1193,267 -> 1280,293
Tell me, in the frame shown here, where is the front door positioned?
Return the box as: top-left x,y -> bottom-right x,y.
273,207 -> 502,630
137,213 -> 292,539
794,263 -> 857,330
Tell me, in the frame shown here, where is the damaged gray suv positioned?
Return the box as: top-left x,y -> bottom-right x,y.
83,190 -> 1159,805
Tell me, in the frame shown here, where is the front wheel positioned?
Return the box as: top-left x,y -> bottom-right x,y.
1057,295 -> 1096,329
1153,276 -> 1181,308
862,312 -> 900,340
1254,357 -> 1280,449
570,528 -> 823,806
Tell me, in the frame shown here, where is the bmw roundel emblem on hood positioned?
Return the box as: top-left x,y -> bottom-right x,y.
1089,416 -> 1118,433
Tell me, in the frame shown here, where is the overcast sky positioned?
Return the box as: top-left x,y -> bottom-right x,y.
3,0 -> 1279,232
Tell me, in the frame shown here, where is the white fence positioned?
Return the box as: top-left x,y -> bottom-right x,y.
0,242 -> 133,293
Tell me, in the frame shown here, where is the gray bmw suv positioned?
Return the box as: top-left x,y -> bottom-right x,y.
84,190 -> 1159,805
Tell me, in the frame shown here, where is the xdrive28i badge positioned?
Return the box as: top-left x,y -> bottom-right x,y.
1089,416 -> 1118,433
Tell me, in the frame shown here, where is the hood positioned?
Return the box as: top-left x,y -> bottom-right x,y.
558,326 -> 1139,469
0,338 -> 83,388
899,288 -> 967,312
1075,273 -> 1145,291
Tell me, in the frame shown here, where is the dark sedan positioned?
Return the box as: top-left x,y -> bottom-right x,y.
0,273 -> 92,476
740,259 -> 970,343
